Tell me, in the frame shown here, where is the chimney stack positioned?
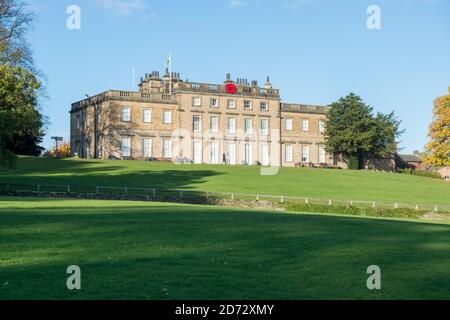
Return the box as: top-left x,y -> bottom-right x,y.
224,73 -> 234,84
265,76 -> 273,89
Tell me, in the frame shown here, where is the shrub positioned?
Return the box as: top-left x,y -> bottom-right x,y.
43,142 -> 71,158
397,168 -> 442,179
347,155 -> 360,170
284,202 -> 425,219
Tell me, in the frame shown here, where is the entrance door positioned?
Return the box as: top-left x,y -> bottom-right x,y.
193,140 -> 202,164
227,143 -> 236,165
261,144 -> 269,166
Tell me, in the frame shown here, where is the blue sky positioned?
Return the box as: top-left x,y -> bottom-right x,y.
29,0 -> 450,152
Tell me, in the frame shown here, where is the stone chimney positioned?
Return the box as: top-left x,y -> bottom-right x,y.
139,71 -> 162,93
265,76 -> 272,89
224,73 -> 234,84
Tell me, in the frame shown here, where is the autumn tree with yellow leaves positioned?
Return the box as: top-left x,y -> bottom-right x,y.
425,88 -> 450,166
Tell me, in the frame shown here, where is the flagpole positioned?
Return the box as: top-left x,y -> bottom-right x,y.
169,53 -> 172,95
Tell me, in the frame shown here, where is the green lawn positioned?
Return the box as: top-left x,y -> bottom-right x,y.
0,156 -> 449,205
1,197 -> 450,299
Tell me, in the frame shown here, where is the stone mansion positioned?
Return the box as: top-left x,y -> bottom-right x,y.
70,70 -> 336,167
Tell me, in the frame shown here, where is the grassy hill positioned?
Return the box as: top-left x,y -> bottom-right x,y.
0,156 -> 449,205
1,197 -> 450,300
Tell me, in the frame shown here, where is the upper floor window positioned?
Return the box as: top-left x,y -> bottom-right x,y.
193,115 -> 201,132
228,117 -> 236,134
121,107 -> 131,122
260,101 -> 268,111
318,120 -> 325,133
142,109 -> 152,123
163,110 -> 172,124
285,118 -> 293,131
244,100 -> 252,110
192,97 -> 201,107
302,119 -> 309,132
86,114 -> 91,128
260,119 -> 269,136
210,116 -> 219,133
76,115 -> 81,130
210,97 -> 218,108
227,99 -> 236,109
244,118 -> 253,135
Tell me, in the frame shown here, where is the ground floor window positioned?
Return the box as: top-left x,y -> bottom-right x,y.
260,144 -> 269,166
245,143 -> 253,165
318,146 -> 326,163
210,142 -> 219,164
193,140 -> 202,164
285,144 -> 293,162
142,138 -> 152,158
301,145 -> 310,162
121,137 -> 131,157
227,143 -> 236,165
163,139 -> 172,158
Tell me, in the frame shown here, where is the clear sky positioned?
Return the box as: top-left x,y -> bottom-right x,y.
28,0 -> 450,153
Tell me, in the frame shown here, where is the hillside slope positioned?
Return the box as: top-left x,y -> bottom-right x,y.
0,156 -> 449,205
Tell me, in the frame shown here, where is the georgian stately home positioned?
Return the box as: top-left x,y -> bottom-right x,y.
70,70 -> 336,167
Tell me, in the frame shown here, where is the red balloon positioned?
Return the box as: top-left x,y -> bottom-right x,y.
225,83 -> 237,94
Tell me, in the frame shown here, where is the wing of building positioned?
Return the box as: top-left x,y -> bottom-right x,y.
70,71 -> 340,167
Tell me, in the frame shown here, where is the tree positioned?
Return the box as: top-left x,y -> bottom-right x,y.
8,129 -> 45,156
425,89 -> 450,166
324,93 -> 402,169
0,64 -> 43,167
43,141 -> 70,158
0,0 -> 34,69
1,0 -> 46,167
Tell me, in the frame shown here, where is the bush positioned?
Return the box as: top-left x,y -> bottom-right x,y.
43,142 -> 71,158
284,202 -> 425,219
347,155 -> 360,170
397,168 -> 442,179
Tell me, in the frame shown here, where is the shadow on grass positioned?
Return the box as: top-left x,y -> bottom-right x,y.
0,157 -> 225,190
2,202 -> 450,299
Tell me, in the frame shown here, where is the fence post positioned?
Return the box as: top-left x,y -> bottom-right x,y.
152,189 -> 156,199
256,194 -> 259,201
305,198 -> 309,204
231,193 -> 234,200
37,184 -> 40,192
280,196 -> 284,203
394,203 -> 399,209
435,206 -> 438,212
206,192 -> 209,199
179,190 -> 183,198
350,201 -> 353,206
124,187 -> 128,194
415,204 -> 419,210
96,186 -> 99,194
67,185 -> 70,193
328,200 -> 332,206
372,202 -> 376,208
